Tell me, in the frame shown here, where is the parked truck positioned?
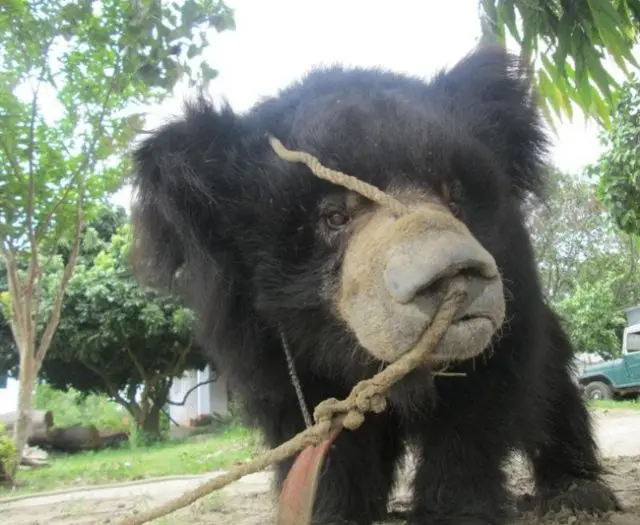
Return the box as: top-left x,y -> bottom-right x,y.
576,322 -> 640,400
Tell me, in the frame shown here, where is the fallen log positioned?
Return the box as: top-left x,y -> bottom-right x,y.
20,445 -> 49,468
27,425 -> 102,453
20,456 -> 49,468
0,410 -> 54,435
99,429 -> 130,449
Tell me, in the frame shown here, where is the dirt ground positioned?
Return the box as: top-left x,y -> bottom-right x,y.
2,408 -> 639,525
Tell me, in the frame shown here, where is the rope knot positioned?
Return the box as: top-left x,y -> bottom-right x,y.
311,385 -> 389,432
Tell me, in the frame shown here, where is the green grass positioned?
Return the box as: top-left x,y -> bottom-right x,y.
590,398 -> 640,411
1,424 -> 263,497
5,399 -> 637,498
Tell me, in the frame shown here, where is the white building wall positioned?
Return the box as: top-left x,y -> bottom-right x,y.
168,365 -> 228,426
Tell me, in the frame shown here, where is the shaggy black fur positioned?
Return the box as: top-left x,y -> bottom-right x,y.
130,45 -> 620,524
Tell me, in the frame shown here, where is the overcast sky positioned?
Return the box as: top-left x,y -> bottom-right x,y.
1,0 -> 606,412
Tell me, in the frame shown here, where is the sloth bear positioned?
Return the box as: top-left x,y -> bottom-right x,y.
129,45 -> 620,524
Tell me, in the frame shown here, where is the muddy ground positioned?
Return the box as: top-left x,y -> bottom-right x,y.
2,409 -> 639,525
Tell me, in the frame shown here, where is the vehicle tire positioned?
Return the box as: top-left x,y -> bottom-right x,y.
583,381 -> 613,401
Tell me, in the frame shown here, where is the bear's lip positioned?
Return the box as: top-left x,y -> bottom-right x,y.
425,315 -> 498,364
454,313 -> 488,324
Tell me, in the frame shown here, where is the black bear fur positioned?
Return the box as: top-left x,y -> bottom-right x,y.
130,44 -> 620,524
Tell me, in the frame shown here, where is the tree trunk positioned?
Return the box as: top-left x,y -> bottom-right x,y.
142,407 -> 162,440
134,405 -> 163,445
12,352 -> 37,477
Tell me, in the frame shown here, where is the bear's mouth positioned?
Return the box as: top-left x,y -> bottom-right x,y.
425,314 -> 498,364
456,313 -> 483,323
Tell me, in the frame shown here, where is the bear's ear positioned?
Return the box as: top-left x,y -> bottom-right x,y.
432,44 -> 550,201
130,96 -> 245,290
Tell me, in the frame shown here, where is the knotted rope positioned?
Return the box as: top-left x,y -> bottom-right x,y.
115,136 -> 468,525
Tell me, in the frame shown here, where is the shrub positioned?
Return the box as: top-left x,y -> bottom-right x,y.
0,424 -> 17,484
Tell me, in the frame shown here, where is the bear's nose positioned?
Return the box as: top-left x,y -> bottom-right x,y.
383,231 -> 499,305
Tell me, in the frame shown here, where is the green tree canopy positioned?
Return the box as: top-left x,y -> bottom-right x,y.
0,204 -> 129,378
588,77 -> 640,238
0,0 -> 234,469
526,169 -> 640,358
40,224 -> 207,441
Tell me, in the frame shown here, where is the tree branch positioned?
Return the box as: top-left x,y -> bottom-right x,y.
124,345 -> 149,383
168,339 -> 193,377
0,138 -> 23,183
614,233 -> 639,299
72,52 -> 123,183
0,246 -> 26,348
83,361 -> 128,406
35,187 -> 84,365
34,180 -> 76,243
30,50 -> 127,360
25,36 -> 55,339
161,407 -> 182,427
166,378 -> 217,407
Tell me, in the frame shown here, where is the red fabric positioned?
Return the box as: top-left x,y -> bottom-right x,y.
276,428 -> 342,525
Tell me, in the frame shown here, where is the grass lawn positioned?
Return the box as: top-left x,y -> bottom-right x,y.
590,398 -> 640,411
0,424 -> 264,497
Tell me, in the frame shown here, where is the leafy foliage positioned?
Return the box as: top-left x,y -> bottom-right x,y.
555,277 -> 628,359
526,169 -> 640,358
480,0 -> 640,127
0,424 -> 17,484
526,170 -> 611,301
589,77 -> 640,236
39,223 -> 206,440
32,383 -> 128,431
0,205 -> 129,379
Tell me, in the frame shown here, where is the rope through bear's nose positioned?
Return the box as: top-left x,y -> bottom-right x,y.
268,135 -> 409,216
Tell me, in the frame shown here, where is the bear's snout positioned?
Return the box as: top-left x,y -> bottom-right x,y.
337,204 -> 506,365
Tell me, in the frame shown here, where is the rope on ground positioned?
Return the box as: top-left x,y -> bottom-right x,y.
115,278 -> 468,525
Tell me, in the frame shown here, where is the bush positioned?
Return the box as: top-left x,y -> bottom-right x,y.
33,383 -> 128,429
0,424 -> 17,484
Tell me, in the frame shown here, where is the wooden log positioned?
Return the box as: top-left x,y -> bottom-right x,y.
99,429 -> 130,449
20,456 -> 49,468
27,425 -> 102,453
0,410 -> 54,435
26,427 -> 52,448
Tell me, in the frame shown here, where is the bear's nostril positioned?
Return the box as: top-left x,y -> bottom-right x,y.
383,232 -> 499,306
414,274 -> 447,299
414,266 -> 486,300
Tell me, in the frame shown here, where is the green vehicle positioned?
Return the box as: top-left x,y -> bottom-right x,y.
577,323 -> 640,401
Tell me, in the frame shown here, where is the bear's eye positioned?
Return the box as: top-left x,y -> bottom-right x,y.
448,201 -> 461,218
442,181 -> 463,218
325,211 -> 350,230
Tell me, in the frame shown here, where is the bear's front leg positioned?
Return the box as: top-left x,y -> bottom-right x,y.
521,367 -> 621,517
408,420 -> 513,525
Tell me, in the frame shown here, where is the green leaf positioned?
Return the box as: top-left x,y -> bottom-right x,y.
497,0 -> 520,43
201,61 -> 218,83
481,0 -> 640,126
